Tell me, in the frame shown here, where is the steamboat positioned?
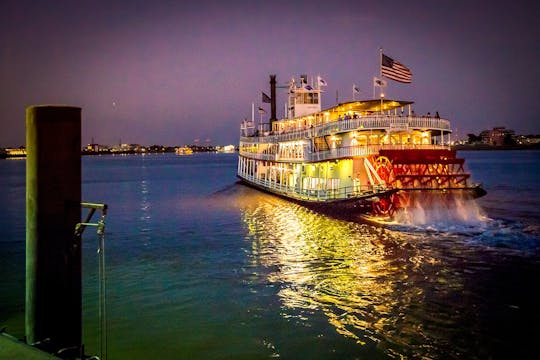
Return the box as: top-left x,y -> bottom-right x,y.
237,71 -> 486,219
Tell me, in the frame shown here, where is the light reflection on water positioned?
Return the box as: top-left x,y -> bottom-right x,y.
237,188 -> 473,359
227,179 -> 540,359
138,176 -> 152,246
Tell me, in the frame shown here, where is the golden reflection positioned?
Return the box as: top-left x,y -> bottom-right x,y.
239,190 -> 465,357
138,176 -> 152,246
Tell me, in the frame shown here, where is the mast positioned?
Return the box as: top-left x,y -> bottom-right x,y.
379,48 -> 384,113
379,47 -> 383,79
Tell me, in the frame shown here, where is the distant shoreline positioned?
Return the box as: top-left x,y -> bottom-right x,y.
1,149 -> 234,159
2,145 -> 538,159
452,144 -> 540,151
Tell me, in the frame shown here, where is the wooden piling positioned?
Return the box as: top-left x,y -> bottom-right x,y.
25,105 -> 82,355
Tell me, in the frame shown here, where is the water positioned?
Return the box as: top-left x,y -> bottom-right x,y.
1,151 -> 539,359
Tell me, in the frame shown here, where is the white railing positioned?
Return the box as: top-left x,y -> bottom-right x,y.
239,143 -> 450,162
239,174 -> 389,202
240,115 -> 451,144
311,144 -> 449,161
238,152 -> 278,161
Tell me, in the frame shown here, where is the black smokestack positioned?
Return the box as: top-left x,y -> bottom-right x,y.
270,74 -> 277,124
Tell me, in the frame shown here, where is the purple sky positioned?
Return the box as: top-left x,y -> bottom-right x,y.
1,0 -> 539,147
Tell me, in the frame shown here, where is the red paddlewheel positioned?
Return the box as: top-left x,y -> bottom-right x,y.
374,156 -> 396,185
377,150 -> 472,190
372,194 -> 397,217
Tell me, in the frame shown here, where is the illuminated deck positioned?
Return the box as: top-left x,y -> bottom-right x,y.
237,75 -> 484,216
240,114 -> 452,163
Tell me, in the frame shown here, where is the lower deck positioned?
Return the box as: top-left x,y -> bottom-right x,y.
238,147 -> 486,216
237,155 -> 390,202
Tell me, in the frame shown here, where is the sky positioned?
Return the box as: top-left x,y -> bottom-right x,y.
1,0 -> 539,147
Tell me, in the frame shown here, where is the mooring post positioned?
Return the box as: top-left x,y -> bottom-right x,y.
26,105 -> 82,355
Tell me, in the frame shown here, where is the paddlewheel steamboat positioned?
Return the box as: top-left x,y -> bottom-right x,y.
237,73 -> 486,219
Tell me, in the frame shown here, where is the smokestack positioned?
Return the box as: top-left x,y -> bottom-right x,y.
269,75 -> 277,124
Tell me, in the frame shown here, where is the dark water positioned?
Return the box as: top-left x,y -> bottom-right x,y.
1,151 -> 539,359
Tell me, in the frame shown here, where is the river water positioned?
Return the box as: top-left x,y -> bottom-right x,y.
1,150 -> 539,359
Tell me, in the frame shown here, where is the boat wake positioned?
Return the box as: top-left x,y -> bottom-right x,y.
368,195 -> 540,252
211,183 -> 540,252
363,193 -> 488,232
394,194 -> 488,230
464,218 -> 540,251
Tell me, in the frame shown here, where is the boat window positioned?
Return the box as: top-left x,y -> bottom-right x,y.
295,92 -> 319,105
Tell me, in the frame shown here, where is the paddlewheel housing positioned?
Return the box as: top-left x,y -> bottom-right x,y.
368,149 -> 482,216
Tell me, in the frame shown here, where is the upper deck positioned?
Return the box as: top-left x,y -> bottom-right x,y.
240,113 -> 451,144
240,113 -> 452,163
239,76 -> 453,163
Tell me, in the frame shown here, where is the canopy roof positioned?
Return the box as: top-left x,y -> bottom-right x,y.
326,99 -> 414,115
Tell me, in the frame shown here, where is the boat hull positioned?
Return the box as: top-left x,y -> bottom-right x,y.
237,175 -> 398,219
237,174 -> 485,222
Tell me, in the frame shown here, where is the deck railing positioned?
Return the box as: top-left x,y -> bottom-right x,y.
240,115 -> 451,144
239,143 -> 450,162
310,144 -> 449,162
239,174 -> 389,202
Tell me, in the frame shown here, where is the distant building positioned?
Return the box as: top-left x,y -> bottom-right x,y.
478,130 -> 490,144
517,135 -> 540,144
84,143 -> 109,153
110,143 -> 144,153
480,127 -> 515,146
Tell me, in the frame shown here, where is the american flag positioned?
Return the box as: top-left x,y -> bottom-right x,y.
381,54 -> 412,83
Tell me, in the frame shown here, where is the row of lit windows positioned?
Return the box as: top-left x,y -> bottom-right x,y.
294,92 -> 319,105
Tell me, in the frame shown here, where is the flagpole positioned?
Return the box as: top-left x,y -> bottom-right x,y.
379,47 -> 383,79
379,47 -> 383,114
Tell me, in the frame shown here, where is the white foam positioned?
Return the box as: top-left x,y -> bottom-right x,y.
393,193 -> 489,232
